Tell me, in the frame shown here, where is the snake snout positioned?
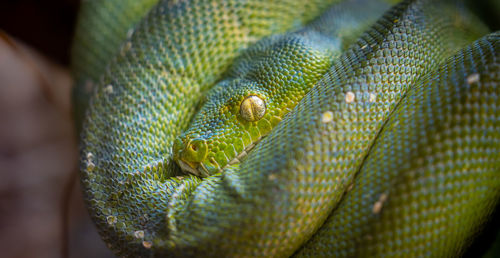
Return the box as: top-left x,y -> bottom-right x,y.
173,136 -> 209,176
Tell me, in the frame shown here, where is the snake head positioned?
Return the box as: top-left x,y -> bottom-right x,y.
173,79 -> 274,177
173,32 -> 336,177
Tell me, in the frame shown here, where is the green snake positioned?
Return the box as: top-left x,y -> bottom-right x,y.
72,0 -> 500,256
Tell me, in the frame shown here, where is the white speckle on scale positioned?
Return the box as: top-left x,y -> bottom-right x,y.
134,230 -> 145,239
369,93 -> 376,102
106,215 -> 117,225
105,84 -> 113,94
86,152 -> 95,172
142,241 -> 153,249
126,28 -> 134,39
467,73 -> 479,85
321,111 -> 334,123
372,193 -> 388,214
345,91 -> 355,103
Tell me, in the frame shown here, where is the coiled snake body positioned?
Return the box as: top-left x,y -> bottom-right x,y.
72,0 -> 500,256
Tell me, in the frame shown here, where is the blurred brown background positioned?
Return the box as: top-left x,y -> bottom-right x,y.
0,0 -> 112,257
0,1 -> 499,258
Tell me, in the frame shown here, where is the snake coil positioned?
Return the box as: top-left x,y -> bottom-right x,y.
72,0 -> 500,256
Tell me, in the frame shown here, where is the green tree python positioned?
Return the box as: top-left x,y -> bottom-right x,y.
71,0 -> 500,256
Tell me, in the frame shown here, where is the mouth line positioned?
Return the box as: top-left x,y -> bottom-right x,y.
177,159 -> 210,177
220,136 -> 263,171
178,136 -> 264,177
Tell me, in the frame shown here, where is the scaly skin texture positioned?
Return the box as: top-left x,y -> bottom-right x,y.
71,0 -> 160,131
73,0 -> 500,257
295,31 -> 500,257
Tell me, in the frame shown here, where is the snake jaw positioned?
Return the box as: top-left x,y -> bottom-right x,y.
177,136 -> 262,177
220,137 -> 261,171
177,160 -> 202,177
177,159 -> 214,177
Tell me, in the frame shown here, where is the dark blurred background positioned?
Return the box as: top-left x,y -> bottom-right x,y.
0,1 -> 499,258
0,0 -> 79,65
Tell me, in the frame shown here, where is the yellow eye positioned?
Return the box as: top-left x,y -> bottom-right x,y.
240,95 -> 266,122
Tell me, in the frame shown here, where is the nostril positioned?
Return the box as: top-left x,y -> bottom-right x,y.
181,138 -> 208,163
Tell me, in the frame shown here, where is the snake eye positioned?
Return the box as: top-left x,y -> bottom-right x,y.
240,95 -> 266,122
